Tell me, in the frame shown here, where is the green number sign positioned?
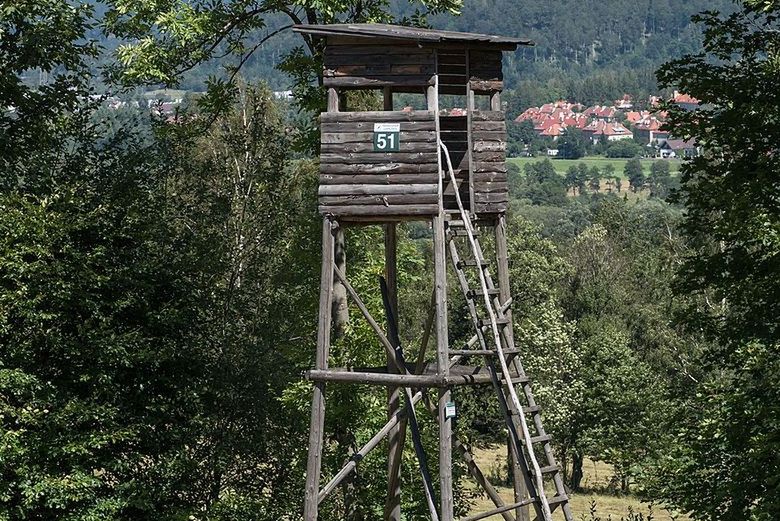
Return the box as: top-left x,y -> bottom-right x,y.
373,123 -> 401,152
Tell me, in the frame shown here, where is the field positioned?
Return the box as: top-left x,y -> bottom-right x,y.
508,156 -> 682,179
466,445 -> 689,521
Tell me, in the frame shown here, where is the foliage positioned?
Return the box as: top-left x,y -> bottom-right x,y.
605,140 -> 644,159
646,2 -> 780,519
0,0 -> 98,168
513,159 -> 568,206
624,158 -> 645,192
557,129 -> 587,159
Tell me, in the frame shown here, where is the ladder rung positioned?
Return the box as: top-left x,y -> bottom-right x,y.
548,494 -> 570,506
530,434 -> 552,444
480,317 -> 510,327
448,228 -> 482,237
467,288 -> 500,299
450,348 -> 522,356
532,464 -> 560,476
523,405 -> 541,414
457,258 -> 488,269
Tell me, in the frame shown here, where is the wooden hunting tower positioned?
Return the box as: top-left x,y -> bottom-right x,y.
294,24 -> 574,521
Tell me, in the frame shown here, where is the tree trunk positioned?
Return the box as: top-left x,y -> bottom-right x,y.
570,450 -> 584,492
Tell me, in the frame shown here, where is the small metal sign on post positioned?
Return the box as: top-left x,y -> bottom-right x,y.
445,401 -> 456,419
373,123 -> 401,152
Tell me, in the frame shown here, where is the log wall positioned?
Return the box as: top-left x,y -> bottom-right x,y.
319,110 -> 440,218
324,43 -> 436,90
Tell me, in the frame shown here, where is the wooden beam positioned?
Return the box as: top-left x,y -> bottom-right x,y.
314,300 -> 514,506
304,219 -> 336,521
305,368 -> 527,387
460,499 -> 536,521
434,214 -> 454,521
494,215 -> 528,521
384,224 -> 402,521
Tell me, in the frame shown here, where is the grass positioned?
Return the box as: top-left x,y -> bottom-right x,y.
466,444 -> 689,521
508,156 -> 682,179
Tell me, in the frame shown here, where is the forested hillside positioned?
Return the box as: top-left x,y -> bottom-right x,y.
170,0 -> 732,105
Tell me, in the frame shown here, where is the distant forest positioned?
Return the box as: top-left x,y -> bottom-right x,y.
136,0 -> 735,109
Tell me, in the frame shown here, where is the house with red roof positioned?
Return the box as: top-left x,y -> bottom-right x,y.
582,120 -> 633,144
672,90 -> 700,111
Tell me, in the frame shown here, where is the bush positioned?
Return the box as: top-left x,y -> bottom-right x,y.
605,140 -> 644,158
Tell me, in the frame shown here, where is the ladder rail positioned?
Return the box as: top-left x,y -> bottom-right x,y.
439,140 -> 554,521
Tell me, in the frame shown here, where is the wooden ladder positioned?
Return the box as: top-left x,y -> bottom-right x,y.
440,142 -> 574,521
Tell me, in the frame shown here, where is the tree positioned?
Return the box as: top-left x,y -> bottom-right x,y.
646,3 -> 780,519
517,159 -> 568,205
605,140 -> 644,158
648,159 -> 672,198
624,158 -> 644,192
565,165 -> 579,195
588,166 -> 601,193
508,120 -> 536,157
102,0 -> 462,151
557,128 -> 587,159
0,1 -> 98,172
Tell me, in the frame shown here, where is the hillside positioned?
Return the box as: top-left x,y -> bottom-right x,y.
172,0 -> 733,99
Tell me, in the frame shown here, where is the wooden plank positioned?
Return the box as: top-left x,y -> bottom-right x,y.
475,162 -> 507,173
326,44 -> 432,55
321,110 -> 434,123
474,183 -> 508,195
474,204 -> 507,215
320,194 -> 439,206
325,53 -> 435,66
325,63 -> 434,77
472,111 -> 504,122
472,131 -> 506,142
319,184 -> 438,196
473,193 -> 509,204
320,173 -> 440,185
472,120 -> 506,132
304,220 -> 336,521
322,142 -> 437,154
470,79 -> 504,92
320,163 -> 439,175
324,74 -> 435,88
472,150 -> 505,162
474,172 -> 507,183
461,499 -> 536,521
474,140 -> 507,152
319,204 -> 439,216
321,152 -> 439,164
322,131 -> 436,144
322,120 -> 436,133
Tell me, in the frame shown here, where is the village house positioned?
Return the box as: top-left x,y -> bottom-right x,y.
582,119 -> 633,144
660,138 -> 698,158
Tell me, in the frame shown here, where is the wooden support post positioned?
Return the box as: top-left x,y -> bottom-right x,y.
495,214 -> 529,521
304,218 -> 336,521
491,91 -> 502,112
384,86 -> 394,111
466,49 -> 476,215
384,224 -> 403,521
383,85 -> 401,521
328,87 -> 349,339
434,214 -> 453,521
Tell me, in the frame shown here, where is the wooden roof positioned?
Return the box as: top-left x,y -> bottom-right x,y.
293,23 -> 532,50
